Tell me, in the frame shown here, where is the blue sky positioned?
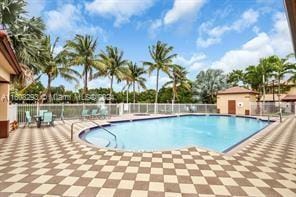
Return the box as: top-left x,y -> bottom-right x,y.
26,0 -> 293,91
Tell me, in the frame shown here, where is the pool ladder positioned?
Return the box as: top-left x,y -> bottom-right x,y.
71,120 -> 118,148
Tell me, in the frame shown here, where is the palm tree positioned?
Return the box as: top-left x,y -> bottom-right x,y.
96,46 -> 128,103
41,36 -> 80,102
245,65 -> 262,92
64,34 -> 103,98
227,69 -> 245,86
164,65 -> 190,103
0,0 -> 26,28
127,62 -> 146,103
193,69 -> 227,103
1,0 -> 45,88
143,41 -> 177,104
257,56 -> 276,103
122,72 -> 132,103
272,54 -> 295,101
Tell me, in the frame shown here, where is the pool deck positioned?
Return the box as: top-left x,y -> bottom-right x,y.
0,114 -> 295,196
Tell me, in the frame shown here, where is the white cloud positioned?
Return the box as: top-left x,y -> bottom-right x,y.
26,0 -> 46,17
46,4 -> 78,31
148,19 -> 162,38
45,4 -> 107,42
196,37 -> 220,48
231,9 -> 259,31
174,53 -> 207,71
211,33 -> 274,72
197,9 -> 259,48
85,0 -> 155,27
209,12 -> 293,72
163,0 -> 206,25
270,12 -> 293,56
148,0 -> 206,36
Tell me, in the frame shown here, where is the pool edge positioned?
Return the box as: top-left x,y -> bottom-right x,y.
76,113 -> 279,154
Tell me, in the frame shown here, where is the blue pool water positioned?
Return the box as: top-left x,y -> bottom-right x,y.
81,115 -> 269,152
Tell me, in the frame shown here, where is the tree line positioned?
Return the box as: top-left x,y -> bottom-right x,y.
2,1 -> 296,104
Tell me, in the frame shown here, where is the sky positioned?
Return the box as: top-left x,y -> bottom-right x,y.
25,0 -> 294,92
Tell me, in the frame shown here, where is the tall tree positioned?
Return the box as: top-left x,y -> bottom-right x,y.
164,65 -> 190,103
193,69 -> 227,103
0,0 -> 45,88
64,34 -> 103,98
227,69 -> 245,86
0,0 -> 26,28
121,72 -> 132,103
96,46 -> 128,103
126,62 -> 146,103
257,56 -> 276,103
245,65 -> 262,92
272,54 -> 295,101
41,36 -> 80,102
143,41 -> 177,104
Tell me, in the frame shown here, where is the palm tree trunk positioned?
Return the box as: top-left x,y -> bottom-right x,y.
126,84 -> 129,103
172,83 -> 176,104
47,74 -> 52,103
278,77 -> 282,115
154,69 -> 160,113
155,69 -> 159,104
262,75 -> 266,102
133,82 -> 136,104
278,77 -> 281,99
109,75 -> 114,104
84,67 -> 88,99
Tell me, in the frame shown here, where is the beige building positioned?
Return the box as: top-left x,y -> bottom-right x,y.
263,81 -> 296,102
0,31 -> 21,138
217,87 -> 258,115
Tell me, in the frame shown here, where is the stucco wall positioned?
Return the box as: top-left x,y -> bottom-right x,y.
0,83 -> 9,121
288,87 -> 296,94
217,93 -> 257,115
0,51 -> 14,81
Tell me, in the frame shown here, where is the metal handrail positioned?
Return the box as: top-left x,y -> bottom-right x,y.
71,119 -> 117,147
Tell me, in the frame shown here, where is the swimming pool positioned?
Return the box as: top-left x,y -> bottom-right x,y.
80,115 -> 270,152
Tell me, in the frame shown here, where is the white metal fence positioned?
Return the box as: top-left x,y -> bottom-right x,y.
10,103 -> 217,123
250,102 -> 296,116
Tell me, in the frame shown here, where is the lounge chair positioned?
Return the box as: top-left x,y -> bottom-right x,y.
25,111 -> 33,127
43,112 -> 54,126
189,106 -> 196,113
39,110 -> 48,120
99,107 -> 109,119
90,109 -> 98,119
81,109 -> 90,119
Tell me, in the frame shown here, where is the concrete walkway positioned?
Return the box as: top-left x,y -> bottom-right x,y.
0,116 -> 295,196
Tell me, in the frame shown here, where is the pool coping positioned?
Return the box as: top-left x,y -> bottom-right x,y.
75,113 -> 279,155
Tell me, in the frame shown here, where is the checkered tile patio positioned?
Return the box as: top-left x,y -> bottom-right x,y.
0,116 -> 295,196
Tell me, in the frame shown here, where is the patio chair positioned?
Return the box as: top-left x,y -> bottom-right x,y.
39,110 -> 48,120
90,109 -> 98,119
189,106 -> 196,113
81,109 -> 90,119
43,112 -> 54,126
99,107 -> 109,119
24,111 -> 33,127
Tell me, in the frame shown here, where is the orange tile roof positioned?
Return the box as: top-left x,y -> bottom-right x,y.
282,94 -> 296,101
217,86 -> 258,95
